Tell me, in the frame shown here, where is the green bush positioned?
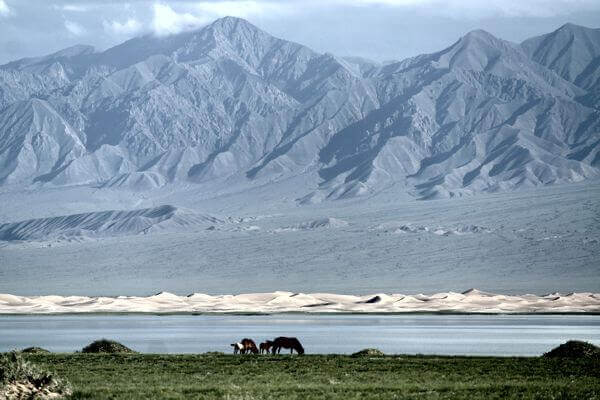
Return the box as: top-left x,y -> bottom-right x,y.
351,348 -> 385,357
0,351 -> 71,398
544,340 -> 600,358
20,347 -> 50,354
81,339 -> 136,354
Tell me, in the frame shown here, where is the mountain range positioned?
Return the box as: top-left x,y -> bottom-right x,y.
1,17 -> 599,201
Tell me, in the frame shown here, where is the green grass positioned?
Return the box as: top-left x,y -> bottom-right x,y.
16,353 -> 600,399
0,352 -> 71,397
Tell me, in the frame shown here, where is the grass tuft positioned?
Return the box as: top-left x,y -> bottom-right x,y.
20,346 -> 50,354
0,351 -> 71,399
351,348 -> 385,357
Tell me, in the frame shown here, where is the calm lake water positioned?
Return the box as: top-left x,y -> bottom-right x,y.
1,314 -> 599,356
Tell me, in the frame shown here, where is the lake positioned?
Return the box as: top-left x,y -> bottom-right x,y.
1,314 -> 599,356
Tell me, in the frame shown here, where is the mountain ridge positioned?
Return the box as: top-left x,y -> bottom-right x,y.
0,18 -> 598,201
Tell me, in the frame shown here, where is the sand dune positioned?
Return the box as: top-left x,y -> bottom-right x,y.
0,289 -> 598,314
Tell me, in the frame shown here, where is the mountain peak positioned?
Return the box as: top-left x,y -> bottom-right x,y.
521,22 -> 600,84
464,29 -> 494,38
560,22 -> 578,29
551,23 -> 600,39
434,28 -> 523,73
461,29 -> 501,44
557,22 -> 589,32
452,29 -> 511,54
212,16 -> 252,26
208,16 -> 264,36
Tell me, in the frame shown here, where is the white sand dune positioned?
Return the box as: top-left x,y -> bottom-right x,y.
0,289 -> 598,314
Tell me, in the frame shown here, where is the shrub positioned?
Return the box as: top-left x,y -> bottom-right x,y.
81,339 -> 136,353
351,348 -> 385,357
20,347 -> 50,354
0,351 -> 71,399
543,340 -> 600,358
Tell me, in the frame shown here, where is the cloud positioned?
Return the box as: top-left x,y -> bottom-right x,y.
150,1 -> 294,36
141,0 -> 600,26
64,20 -> 86,36
152,3 -> 208,36
75,0 -> 600,41
54,4 -> 89,12
103,18 -> 143,35
0,0 -> 12,17
192,1 -> 292,18
338,0 -> 600,18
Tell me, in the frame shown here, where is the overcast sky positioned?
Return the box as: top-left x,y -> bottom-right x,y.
1,0 -> 599,64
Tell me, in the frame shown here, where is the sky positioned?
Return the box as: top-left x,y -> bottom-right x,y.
1,0 -> 600,64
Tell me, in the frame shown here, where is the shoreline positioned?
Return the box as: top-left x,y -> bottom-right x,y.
2,311 -> 600,316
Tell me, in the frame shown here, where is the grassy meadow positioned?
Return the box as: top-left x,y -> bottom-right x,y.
16,352 -> 600,399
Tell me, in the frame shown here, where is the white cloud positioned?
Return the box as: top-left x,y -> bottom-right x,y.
103,18 -> 143,35
55,4 -> 89,12
152,3 -> 208,36
64,20 -> 86,36
192,1 -> 292,18
144,0 -> 600,24
0,0 -> 12,17
150,1 -> 295,36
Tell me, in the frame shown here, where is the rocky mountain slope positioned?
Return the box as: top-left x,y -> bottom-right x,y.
0,18 -> 598,201
522,24 -> 600,103
0,205 -> 223,241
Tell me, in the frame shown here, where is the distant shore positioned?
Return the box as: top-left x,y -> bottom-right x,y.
1,289 -> 599,314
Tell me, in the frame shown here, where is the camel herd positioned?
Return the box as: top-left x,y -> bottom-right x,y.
231,337 -> 304,355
